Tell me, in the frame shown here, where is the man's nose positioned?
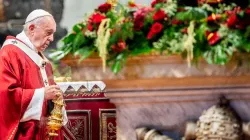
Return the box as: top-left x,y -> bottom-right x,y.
49,34 -> 54,42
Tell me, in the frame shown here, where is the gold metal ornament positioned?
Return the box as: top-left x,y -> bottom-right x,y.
47,91 -> 65,138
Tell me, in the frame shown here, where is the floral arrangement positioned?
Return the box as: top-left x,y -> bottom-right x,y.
51,0 -> 250,74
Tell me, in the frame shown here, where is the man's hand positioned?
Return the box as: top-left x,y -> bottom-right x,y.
44,85 -> 62,100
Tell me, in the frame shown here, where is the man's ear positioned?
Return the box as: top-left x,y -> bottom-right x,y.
29,24 -> 35,31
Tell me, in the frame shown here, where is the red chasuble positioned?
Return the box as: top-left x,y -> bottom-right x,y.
0,36 -> 63,140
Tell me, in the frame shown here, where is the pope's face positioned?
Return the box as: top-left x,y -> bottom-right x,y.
29,16 -> 56,52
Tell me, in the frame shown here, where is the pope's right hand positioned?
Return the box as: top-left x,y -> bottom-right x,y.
44,85 -> 61,100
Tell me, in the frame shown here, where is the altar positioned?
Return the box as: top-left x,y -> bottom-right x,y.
59,54 -> 250,140
56,81 -> 115,140
53,0 -> 250,139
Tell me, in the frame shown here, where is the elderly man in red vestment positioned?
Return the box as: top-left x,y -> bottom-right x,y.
0,9 -> 67,139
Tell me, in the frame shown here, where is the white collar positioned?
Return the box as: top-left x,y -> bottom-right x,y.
16,31 -> 38,53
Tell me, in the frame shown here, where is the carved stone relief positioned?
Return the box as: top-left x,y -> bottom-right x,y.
136,127 -> 173,140
184,103 -> 242,140
135,99 -> 250,140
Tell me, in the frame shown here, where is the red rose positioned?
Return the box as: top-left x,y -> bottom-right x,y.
235,21 -> 246,29
134,20 -> 144,31
87,24 -> 93,31
153,10 -> 166,21
206,31 -> 220,46
207,13 -> 221,22
112,40 -> 126,53
89,13 -> 106,24
98,3 -> 112,13
134,14 -> 145,31
245,7 -> 250,15
227,14 -> 238,28
118,41 -> 126,49
111,44 -> 119,52
147,22 -> 163,39
181,27 -> 188,34
151,22 -> 163,34
151,0 -> 157,7
172,18 -> 182,25
147,32 -> 154,39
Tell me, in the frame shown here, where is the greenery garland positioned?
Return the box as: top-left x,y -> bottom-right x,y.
51,0 -> 250,74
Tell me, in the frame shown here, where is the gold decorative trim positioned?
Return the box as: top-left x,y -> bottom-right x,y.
99,109 -> 116,112
63,86 -> 106,97
62,131 -> 70,140
65,110 -> 92,140
65,98 -> 109,102
102,113 -> 116,140
54,77 -> 72,82
64,92 -> 101,97
99,109 -> 116,140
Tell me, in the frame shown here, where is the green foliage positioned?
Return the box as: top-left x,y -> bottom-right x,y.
52,0 -> 250,74
203,45 -> 234,65
128,32 -> 152,56
73,32 -> 85,50
196,23 -> 207,42
74,47 -> 95,62
162,0 -> 177,17
131,45 -> 152,56
176,7 -> 208,21
62,34 -> 76,44
153,31 -> 186,54
120,22 -> 134,40
110,52 -> 127,74
111,60 -> 121,74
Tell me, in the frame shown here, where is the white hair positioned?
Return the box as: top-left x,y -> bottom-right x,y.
23,17 -> 43,32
